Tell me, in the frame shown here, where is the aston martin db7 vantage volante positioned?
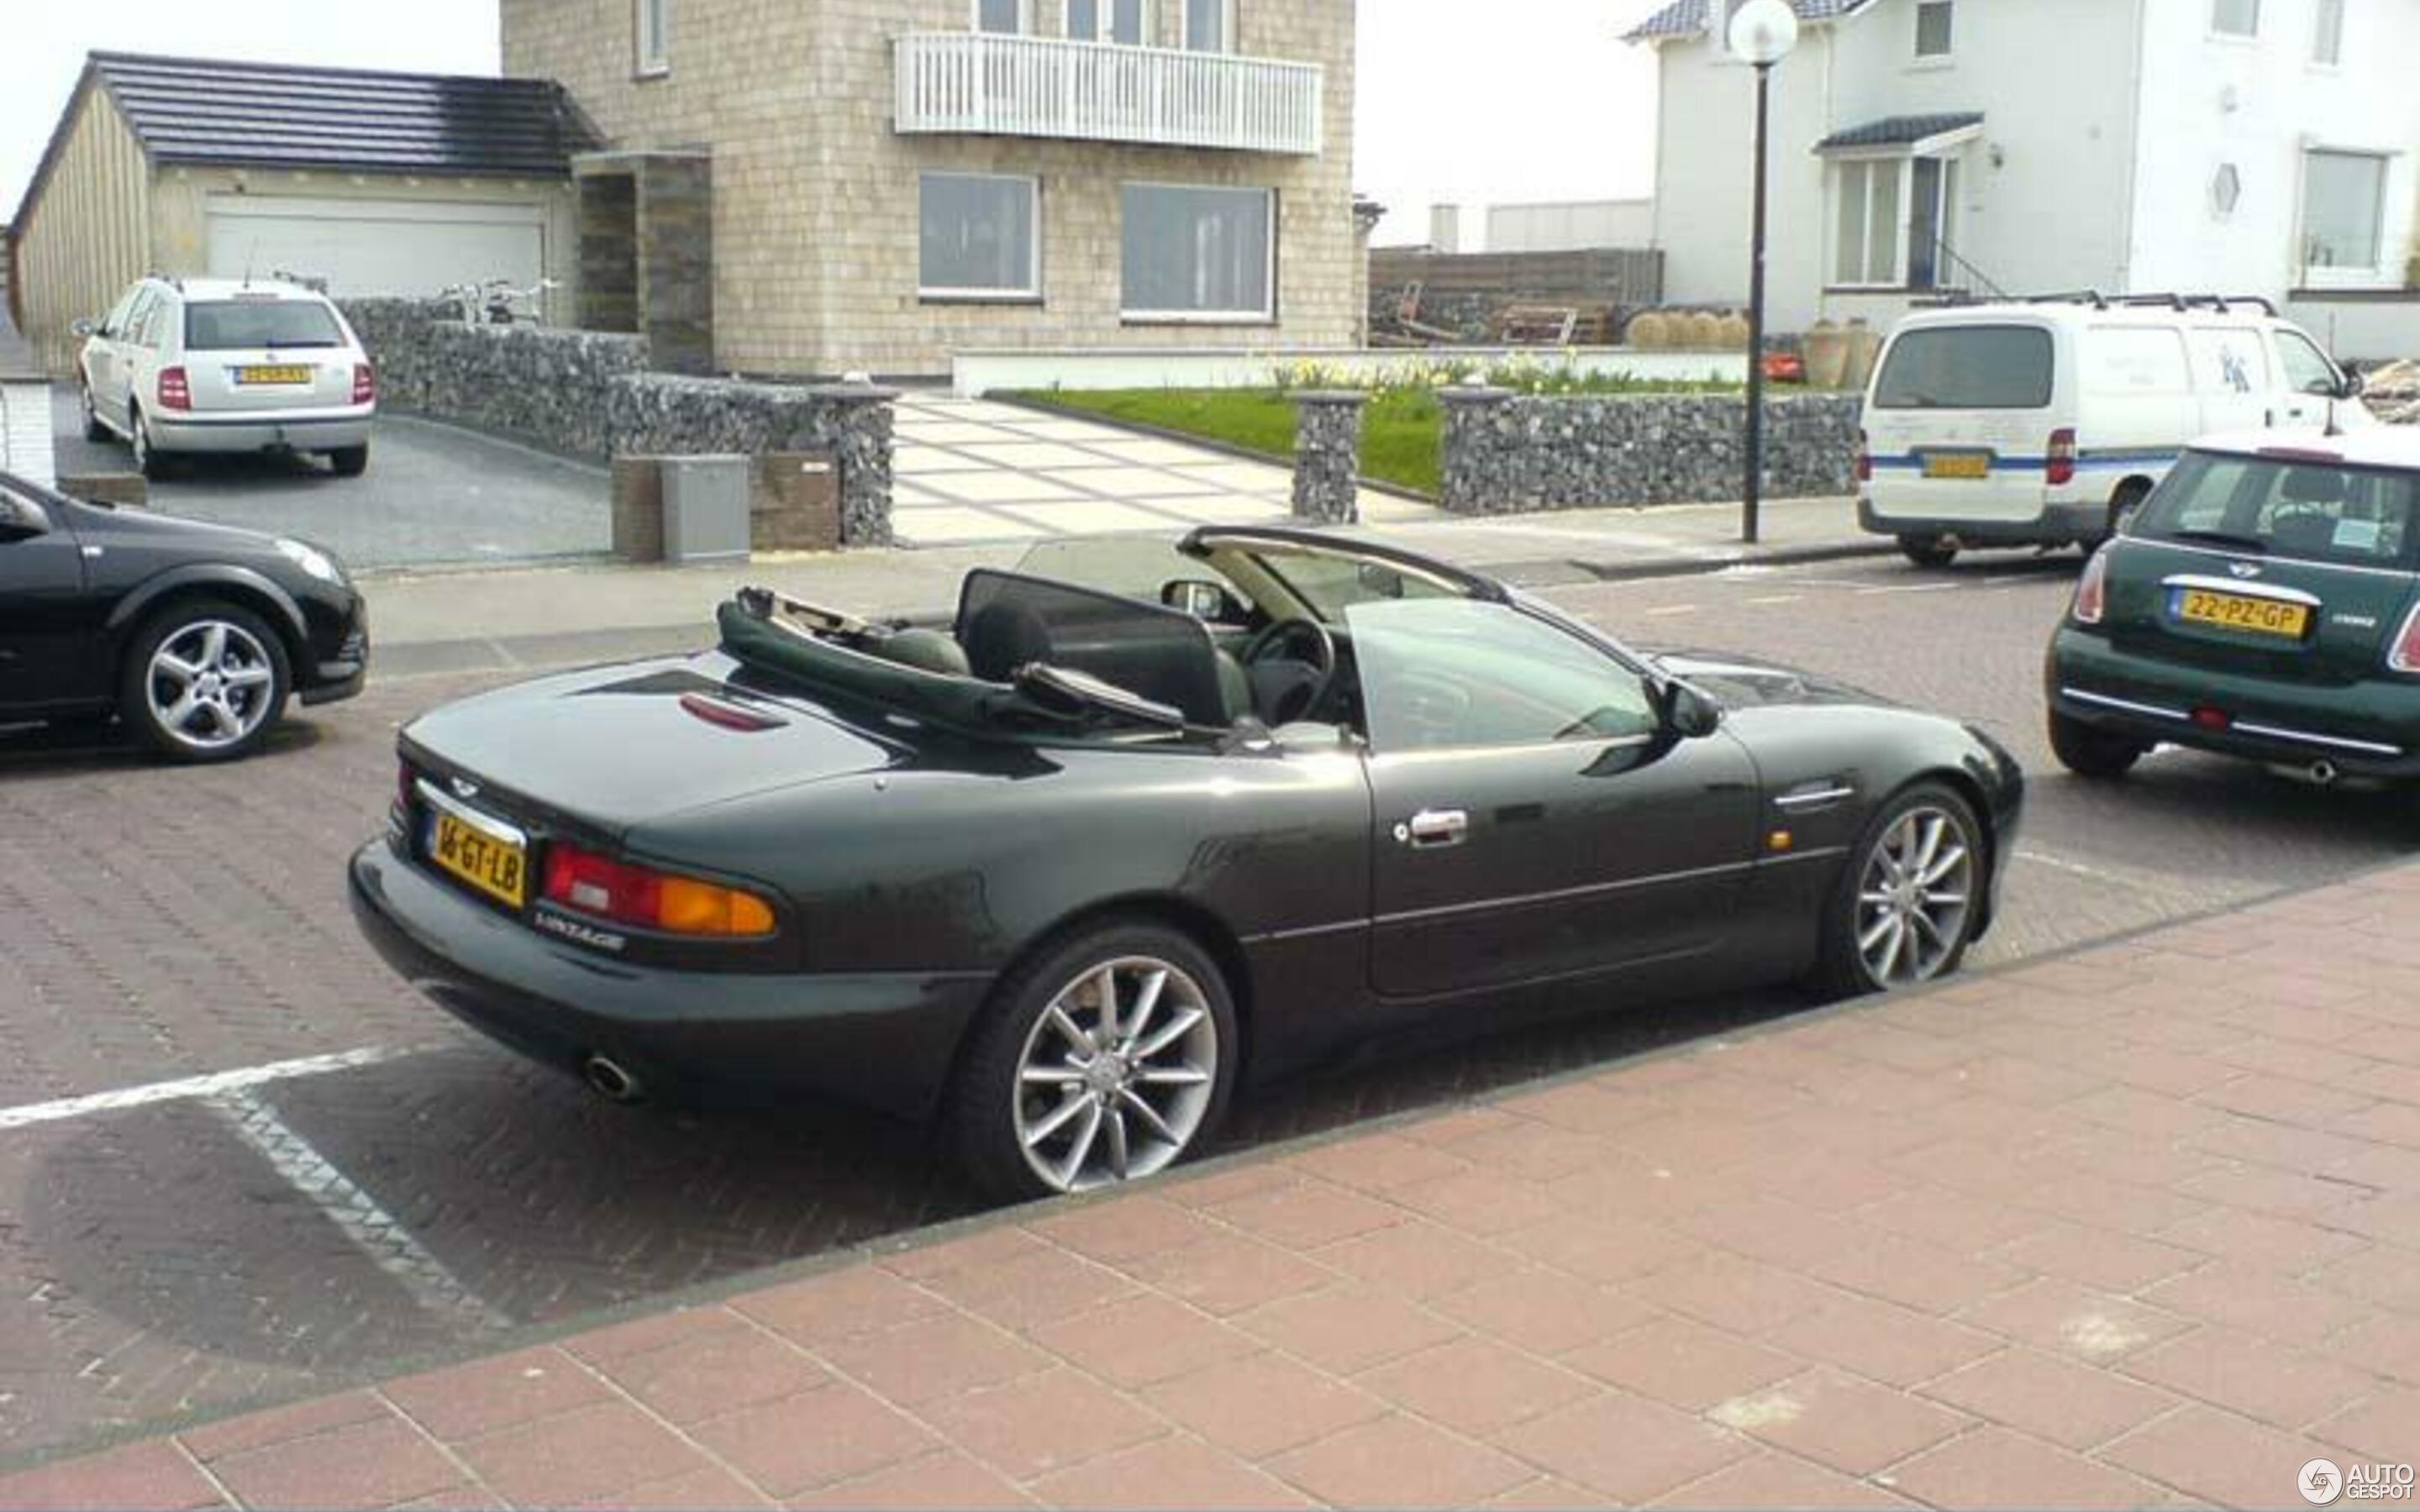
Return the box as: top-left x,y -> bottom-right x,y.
351,528 -> 2021,1199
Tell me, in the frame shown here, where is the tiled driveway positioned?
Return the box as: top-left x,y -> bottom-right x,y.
891,396 -> 1435,547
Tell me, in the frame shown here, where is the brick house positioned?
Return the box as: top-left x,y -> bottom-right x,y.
503,0 -> 1360,379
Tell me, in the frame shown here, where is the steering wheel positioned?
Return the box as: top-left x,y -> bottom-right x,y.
1239,617 -> 1338,725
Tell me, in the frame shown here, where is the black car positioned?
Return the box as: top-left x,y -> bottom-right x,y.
0,470 -> 366,760
350,529 -> 2021,1200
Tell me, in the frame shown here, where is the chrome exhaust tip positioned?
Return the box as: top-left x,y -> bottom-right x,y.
2310,759 -> 2339,787
583,1054 -> 643,1104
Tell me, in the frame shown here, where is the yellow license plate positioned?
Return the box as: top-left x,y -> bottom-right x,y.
237,365 -> 313,386
429,811 -> 529,908
2176,588 -> 2310,638
1923,454 -> 1991,480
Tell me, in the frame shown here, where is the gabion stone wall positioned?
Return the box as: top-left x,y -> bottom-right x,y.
606,375 -> 898,548
1439,388 -> 1861,513
1291,392 -> 1365,525
338,299 -> 651,462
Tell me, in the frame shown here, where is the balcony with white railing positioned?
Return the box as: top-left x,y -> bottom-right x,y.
893,33 -> 1324,156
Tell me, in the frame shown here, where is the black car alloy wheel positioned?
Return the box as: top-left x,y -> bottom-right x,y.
955,921 -> 1236,1201
121,601 -> 291,762
1816,783 -> 1983,995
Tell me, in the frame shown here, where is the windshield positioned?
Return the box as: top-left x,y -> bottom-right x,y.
184,300 -> 347,351
2132,449 -> 2420,569
1873,325 -> 2054,410
1255,552 -> 1460,621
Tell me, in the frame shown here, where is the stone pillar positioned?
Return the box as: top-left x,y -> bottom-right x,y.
1291,391 -> 1367,525
802,381 -> 901,548
1437,383 -> 1515,515
637,155 -> 715,375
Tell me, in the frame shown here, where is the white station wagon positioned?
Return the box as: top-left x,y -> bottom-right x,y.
76,277 -> 377,479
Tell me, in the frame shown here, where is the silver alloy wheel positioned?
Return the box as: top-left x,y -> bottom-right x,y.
129,411 -> 150,471
1854,805 -> 1975,988
145,620 -> 278,751
1013,955 -> 1218,1194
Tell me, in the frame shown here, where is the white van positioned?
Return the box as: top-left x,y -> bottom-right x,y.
1858,295 -> 2363,566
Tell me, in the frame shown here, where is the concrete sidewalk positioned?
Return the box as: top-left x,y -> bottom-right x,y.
9,867 -> 2416,1509
368,496 -> 1886,678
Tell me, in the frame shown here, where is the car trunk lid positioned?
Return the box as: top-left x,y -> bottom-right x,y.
402,655 -> 904,838
2100,535 -> 2420,688
179,297 -> 355,412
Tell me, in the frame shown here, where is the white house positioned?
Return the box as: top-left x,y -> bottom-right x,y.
1628,0 -> 2420,359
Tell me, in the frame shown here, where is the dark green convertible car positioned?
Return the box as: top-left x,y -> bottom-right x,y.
2048,426 -> 2420,785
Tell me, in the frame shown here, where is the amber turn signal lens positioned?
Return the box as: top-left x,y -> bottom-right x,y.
658,877 -> 778,937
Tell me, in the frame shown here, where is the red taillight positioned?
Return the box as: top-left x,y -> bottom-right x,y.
351,362 -> 376,406
2389,602 -> 2420,674
2192,706 -> 2233,731
1854,429 -> 1872,485
2046,428 -> 2077,487
2072,546 -> 2110,626
157,366 -> 192,412
541,841 -> 777,938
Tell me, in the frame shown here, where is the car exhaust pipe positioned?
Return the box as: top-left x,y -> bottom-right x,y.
2309,759 -> 2339,787
583,1054 -> 643,1104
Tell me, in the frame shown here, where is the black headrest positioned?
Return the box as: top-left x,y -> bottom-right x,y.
963,600 -> 1054,682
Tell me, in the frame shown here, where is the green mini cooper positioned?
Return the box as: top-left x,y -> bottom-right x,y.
2047,427 -> 2420,785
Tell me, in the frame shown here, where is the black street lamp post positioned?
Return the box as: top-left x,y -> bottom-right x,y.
1728,0 -> 1800,545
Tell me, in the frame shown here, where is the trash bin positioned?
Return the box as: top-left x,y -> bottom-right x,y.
660,454 -> 751,564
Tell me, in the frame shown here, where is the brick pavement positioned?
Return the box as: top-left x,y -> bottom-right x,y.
8,866 -> 2419,1510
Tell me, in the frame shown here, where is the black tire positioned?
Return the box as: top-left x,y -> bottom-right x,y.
1809,782 -> 1986,1000
329,444 -> 369,478
1899,533 -> 1959,568
2049,707 -> 2145,780
118,600 -> 292,764
79,385 -> 109,443
129,402 -> 166,480
950,920 -> 1239,1204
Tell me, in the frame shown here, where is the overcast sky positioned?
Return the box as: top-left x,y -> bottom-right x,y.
0,1 -> 1668,247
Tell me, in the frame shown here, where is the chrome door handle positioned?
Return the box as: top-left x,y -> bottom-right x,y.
1398,808 -> 1469,848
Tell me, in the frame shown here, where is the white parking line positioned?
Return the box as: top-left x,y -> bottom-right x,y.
1645,604 -> 1701,617
1854,582 -> 1965,596
0,1047 -> 408,1133
213,1087 -> 513,1334
1743,595 -> 1802,606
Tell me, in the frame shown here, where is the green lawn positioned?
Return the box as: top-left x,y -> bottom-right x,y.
1011,386 -> 1449,496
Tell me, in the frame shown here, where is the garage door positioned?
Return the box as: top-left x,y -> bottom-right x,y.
205,195 -> 546,299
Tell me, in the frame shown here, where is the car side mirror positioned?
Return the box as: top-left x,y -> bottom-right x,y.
1161,578 -> 1242,622
70,318 -> 96,339
1660,680 -> 1723,740
2337,367 -> 2366,402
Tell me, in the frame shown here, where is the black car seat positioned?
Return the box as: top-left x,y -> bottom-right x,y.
963,599 -> 1055,682
1213,648 -> 1252,722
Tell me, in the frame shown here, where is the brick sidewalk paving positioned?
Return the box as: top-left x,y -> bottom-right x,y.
8,870 -> 2419,1510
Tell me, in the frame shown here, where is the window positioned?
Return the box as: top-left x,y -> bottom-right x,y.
2210,0 -> 2258,35
1915,0 -> 1954,57
2136,451 -> 2419,568
184,300 -> 346,350
920,174 -> 1039,299
1068,0 -> 1146,43
2312,0 -> 2344,62
1873,326 -> 2055,410
2274,328 -> 2343,396
1184,0 -> 1232,52
1348,599 -> 1657,754
634,0 -> 669,75
2302,150 -> 2388,270
1121,184 -> 1274,320
1832,160 -> 1902,286
975,0 -> 1022,33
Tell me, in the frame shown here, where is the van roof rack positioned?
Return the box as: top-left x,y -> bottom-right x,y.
1993,290 -> 2280,317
